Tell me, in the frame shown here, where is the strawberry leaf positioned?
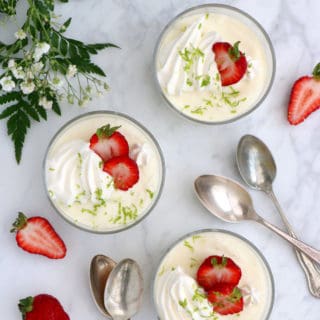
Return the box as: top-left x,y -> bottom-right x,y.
312,63 -> 320,80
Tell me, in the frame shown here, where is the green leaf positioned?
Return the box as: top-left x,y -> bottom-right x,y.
0,103 -> 20,119
87,43 -> 120,50
69,43 -> 79,58
51,32 -> 59,49
7,109 -> 30,163
59,0 -> 69,2
22,101 -> 40,122
74,61 -> 106,76
60,17 -> 72,32
29,24 -> 37,38
0,92 -> 20,105
35,105 -> 47,120
60,38 -> 68,56
52,97 -> 61,115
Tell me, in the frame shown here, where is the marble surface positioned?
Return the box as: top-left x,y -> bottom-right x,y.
1,0 -> 320,319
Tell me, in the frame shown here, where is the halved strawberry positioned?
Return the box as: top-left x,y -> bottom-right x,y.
288,63 -> 320,125
212,41 -> 247,86
196,255 -> 241,291
89,124 -> 129,162
207,285 -> 244,315
19,294 -> 70,320
103,156 -> 139,191
11,212 -> 66,259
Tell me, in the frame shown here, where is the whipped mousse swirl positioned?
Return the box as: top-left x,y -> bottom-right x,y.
46,140 -> 114,205
156,267 -> 216,320
158,16 -> 221,96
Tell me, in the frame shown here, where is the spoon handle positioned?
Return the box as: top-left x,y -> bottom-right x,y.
268,190 -> 320,298
256,216 -> 320,264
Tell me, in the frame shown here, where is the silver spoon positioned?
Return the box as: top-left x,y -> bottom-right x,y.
236,134 -> 320,298
90,254 -> 117,318
104,258 -> 143,320
194,174 -> 320,264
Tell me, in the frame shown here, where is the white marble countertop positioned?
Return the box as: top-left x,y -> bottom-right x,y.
1,0 -> 320,319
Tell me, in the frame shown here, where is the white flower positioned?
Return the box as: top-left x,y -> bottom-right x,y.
14,29 -> 27,40
8,59 -> 16,69
0,76 -> 15,92
12,67 -> 25,80
50,76 -> 64,89
39,97 -> 52,110
33,42 -> 50,61
67,64 -> 77,78
25,71 -> 34,80
20,80 -> 35,95
31,62 -> 44,74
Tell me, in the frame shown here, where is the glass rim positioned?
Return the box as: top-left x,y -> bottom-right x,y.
153,3 -> 276,125
152,228 -> 275,319
43,110 -> 166,234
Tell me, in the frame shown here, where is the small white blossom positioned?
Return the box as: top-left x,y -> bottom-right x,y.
33,42 -> 50,61
12,67 -> 25,80
50,76 -> 64,89
0,76 -> 15,92
14,29 -> 27,40
31,62 -> 44,74
67,64 -> 77,78
20,80 -> 35,95
8,59 -> 16,69
39,96 -> 53,110
25,71 -> 34,80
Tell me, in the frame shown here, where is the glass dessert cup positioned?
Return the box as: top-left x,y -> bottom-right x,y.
153,229 -> 274,319
154,4 -> 276,124
44,111 -> 165,234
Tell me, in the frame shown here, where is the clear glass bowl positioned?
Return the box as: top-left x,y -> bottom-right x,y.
43,111 -> 165,234
154,4 -> 276,124
153,229 -> 274,319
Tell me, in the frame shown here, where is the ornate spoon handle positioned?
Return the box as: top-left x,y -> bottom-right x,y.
269,189 -> 320,298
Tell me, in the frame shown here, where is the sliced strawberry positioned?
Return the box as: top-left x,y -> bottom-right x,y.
212,41 -> 247,86
196,255 -> 241,291
103,156 -> 139,191
288,63 -> 320,125
19,294 -> 70,320
89,124 -> 129,162
11,212 -> 66,259
207,285 -> 244,315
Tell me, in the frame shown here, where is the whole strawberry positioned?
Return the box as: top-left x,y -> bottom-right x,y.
288,63 -> 320,125
18,294 -> 70,320
11,212 -> 66,259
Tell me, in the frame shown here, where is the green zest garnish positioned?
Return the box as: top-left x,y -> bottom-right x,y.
158,266 -> 166,277
198,23 -> 202,29
192,235 -> 201,242
77,152 -> 83,166
96,124 -> 121,138
205,13 -> 209,19
146,189 -> 154,199
189,257 -> 199,269
49,167 -> 55,171
81,208 -> 97,216
312,63 -> 320,79
192,288 -> 206,302
191,106 -> 206,115
109,202 -> 138,224
186,78 -> 193,86
179,46 -> 204,73
179,298 -> 188,309
183,240 -> 194,251
200,75 -> 211,87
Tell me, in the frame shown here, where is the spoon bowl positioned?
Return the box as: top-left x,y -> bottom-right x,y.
194,174 -> 320,265
237,134 -> 276,192
90,255 -> 117,318
104,258 -> 143,320
194,175 -> 256,222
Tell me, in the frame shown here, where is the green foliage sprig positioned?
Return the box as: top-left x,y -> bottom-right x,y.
0,0 -> 118,163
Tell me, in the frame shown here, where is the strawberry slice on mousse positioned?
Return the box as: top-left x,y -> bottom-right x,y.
103,156 -> 139,191
90,124 -> 129,162
212,41 -> 248,86
196,255 -> 242,291
207,284 -> 244,315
